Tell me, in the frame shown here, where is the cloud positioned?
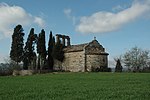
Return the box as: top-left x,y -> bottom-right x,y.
64,8 -> 72,18
64,8 -> 76,25
34,17 -> 45,27
112,5 -> 127,12
76,0 -> 150,34
0,3 -> 45,39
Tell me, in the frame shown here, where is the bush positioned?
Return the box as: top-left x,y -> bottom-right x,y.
0,63 -> 22,76
91,66 -> 111,72
0,64 -> 12,76
141,67 -> 150,73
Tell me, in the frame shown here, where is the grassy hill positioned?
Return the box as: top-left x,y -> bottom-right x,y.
0,73 -> 150,100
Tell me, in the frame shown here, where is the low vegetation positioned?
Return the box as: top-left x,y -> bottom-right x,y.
0,73 -> 150,100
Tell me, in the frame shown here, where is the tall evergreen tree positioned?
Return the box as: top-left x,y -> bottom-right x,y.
115,59 -> 123,72
23,28 -> 37,70
37,33 -> 41,70
47,31 -> 54,70
37,29 -> 47,70
10,25 -> 24,65
48,31 -> 53,53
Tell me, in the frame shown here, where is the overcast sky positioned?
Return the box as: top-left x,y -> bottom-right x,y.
0,0 -> 150,67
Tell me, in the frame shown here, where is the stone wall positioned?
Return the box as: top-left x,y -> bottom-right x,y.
54,51 -> 85,72
53,59 -> 63,70
86,54 -> 108,71
54,51 -> 108,72
86,55 -> 102,71
102,55 -> 108,67
13,70 -> 35,76
63,51 -> 85,72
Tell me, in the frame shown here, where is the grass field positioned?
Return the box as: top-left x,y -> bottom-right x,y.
0,73 -> 150,100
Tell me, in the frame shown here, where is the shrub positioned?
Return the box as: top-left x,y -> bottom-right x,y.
91,66 -> 111,72
0,63 -> 22,76
141,67 -> 150,73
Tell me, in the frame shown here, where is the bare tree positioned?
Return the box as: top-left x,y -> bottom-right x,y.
123,46 -> 150,72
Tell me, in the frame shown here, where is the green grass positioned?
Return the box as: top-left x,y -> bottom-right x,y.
0,73 -> 150,100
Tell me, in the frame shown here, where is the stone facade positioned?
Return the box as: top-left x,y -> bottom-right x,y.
54,35 -> 109,72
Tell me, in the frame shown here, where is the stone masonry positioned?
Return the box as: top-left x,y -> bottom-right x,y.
54,34 -> 109,72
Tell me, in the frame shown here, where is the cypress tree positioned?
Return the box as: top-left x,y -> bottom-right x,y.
115,59 -> 123,72
47,31 -> 54,70
37,29 -> 47,70
48,31 -> 53,53
37,33 -> 41,70
10,25 -> 24,65
41,29 -> 47,66
23,28 -> 37,70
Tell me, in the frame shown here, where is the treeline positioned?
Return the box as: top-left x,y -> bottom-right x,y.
10,25 -> 64,71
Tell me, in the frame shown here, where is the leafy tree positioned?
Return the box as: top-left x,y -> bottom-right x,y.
37,29 -> 47,70
23,28 -> 37,70
10,25 -> 24,65
115,59 -> 122,72
123,46 -> 150,72
47,31 -> 54,70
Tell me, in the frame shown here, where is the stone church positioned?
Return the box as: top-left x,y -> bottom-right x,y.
54,34 -> 109,72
